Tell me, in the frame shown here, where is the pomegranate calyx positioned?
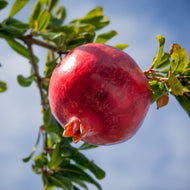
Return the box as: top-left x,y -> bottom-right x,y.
62,117 -> 87,143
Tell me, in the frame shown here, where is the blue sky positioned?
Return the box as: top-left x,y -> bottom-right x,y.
0,0 -> 190,190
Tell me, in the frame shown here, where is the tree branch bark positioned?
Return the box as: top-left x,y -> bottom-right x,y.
18,35 -> 70,55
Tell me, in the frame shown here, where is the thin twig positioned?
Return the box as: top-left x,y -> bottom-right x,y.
144,72 -> 168,82
27,44 -> 46,108
18,35 -> 70,55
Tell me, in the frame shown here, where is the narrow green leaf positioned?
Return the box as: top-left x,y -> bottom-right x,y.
49,173 -> 74,190
182,68 -> 190,76
6,39 -> 39,62
28,1 -> 43,23
48,17 -> 63,28
56,5 -> 66,21
47,0 -> 58,12
170,43 -> 189,74
85,6 -> 103,18
43,107 -> 62,133
48,143 -> 65,169
33,153 -> 48,168
174,94 -> 190,117
80,15 -> 110,30
71,151 -> 105,180
9,0 -> 29,18
0,0 -> 8,10
17,75 -> 34,87
78,142 -> 98,150
72,179 -> 88,190
5,17 -> 29,29
37,9 -> 51,31
168,71 -> 183,96
59,140 -> 78,157
0,81 -> 7,92
155,52 -> 170,69
59,164 -> 102,190
66,32 -> 95,50
95,30 -> 118,43
0,23 -> 26,38
153,34 -> 165,68
22,132 -> 41,162
113,43 -> 128,50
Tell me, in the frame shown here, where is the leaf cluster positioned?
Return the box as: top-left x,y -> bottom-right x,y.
145,35 -> 190,116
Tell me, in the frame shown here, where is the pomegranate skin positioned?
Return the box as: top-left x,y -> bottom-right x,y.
49,43 -> 151,145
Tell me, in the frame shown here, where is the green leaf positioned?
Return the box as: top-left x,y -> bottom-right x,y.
182,68 -> 190,76
6,39 -> 39,62
113,43 -> 128,50
56,5 -> 66,21
48,17 -> 63,28
174,93 -> 190,117
5,17 -> 29,29
85,6 -> 103,18
6,38 -> 29,56
170,43 -> 189,74
47,0 -> 58,12
22,132 -> 41,162
59,164 -> 102,190
153,34 -> 165,68
37,9 -> 51,31
155,52 -> 170,69
0,81 -> 7,92
17,74 -> 35,87
149,80 -> 168,103
49,173 -> 74,190
168,71 -> 183,96
95,30 -> 118,43
0,80 -> 7,92
28,0 -> 43,23
43,107 -> 63,133
48,143 -> 65,169
66,32 -> 95,50
0,23 -> 26,38
71,151 -> 105,180
80,15 -> 110,30
9,0 -> 29,18
0,0 -> 8,10
78,142 -> 98,150
33,153 -> 48,168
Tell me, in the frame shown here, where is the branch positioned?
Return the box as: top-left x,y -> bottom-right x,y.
18,35 -> 70,55
27,43 -> 46,108
144,72 -> 168,82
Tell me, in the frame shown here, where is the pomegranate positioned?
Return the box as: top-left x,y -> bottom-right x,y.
49,43 -> 151,145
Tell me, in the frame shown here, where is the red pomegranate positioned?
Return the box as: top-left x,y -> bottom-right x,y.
49,43 -> 151,145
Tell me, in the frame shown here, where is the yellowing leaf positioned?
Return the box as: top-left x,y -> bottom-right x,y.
170,43 -> 188,74
85,6 -> 103,18
168,71 -> 183,96
114,43 -> 128,50
95,30 -> 118,43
